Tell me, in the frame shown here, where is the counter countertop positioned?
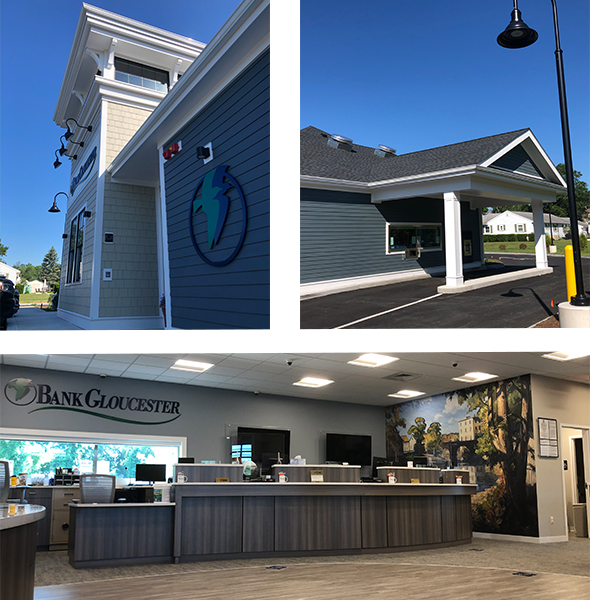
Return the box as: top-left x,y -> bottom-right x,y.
272,464 -> 361,468
0,503 -> 46,530
376,466 -> 441,471
69,502 -> 175,508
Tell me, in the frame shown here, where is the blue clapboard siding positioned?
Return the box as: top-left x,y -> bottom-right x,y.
164,49 -> 269,329
490,145 -> 545,179
301,189 -> 481,284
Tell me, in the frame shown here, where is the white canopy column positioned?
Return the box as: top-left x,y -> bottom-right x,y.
531,200 -> 549,269
443,191 -> 464,287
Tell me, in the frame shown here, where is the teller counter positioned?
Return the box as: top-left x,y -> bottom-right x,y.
173,482 -> 475,563
0,503 -> 46,600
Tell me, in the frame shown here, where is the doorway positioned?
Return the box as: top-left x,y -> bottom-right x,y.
561,426 -> 589,538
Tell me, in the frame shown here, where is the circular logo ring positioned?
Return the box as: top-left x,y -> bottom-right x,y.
188,169 -> 247,267
4,378 -> 37,406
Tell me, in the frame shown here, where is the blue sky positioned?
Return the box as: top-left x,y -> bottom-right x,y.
0,0 -> 242,268
301,0 -> 589,182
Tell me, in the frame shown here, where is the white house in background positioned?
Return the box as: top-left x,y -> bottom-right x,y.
482,210 -> 587,239
0,262 -> 20,283
26,280 -> 48,293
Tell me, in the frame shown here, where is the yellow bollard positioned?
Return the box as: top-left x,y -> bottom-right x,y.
564,245 -> 576,302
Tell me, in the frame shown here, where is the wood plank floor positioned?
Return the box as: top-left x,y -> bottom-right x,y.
35,563 -> 590,600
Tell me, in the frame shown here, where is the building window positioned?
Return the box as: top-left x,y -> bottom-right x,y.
114,57 -> 169,92
66,210 -> 85,284
516,224 -> 525,232
484,226 -> 491,233
387,223 -> 442,253
497,224 -> 506,232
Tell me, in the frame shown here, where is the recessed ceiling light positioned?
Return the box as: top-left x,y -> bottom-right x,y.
293,377 -> 334,388
348,354 -> 399,368
452,372 -> 498,383
388,390 -> 424,399
542,351 -> 590,362
171,359 -> 214,373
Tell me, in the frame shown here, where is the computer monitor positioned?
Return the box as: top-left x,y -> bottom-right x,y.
178,457 -> 195,464
135,463 -> 166,484
326,433 -> 372,466
412,456 -> 429,467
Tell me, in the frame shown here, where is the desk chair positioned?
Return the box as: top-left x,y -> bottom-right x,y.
0,460 -> 9,502
80,474 -> 116,503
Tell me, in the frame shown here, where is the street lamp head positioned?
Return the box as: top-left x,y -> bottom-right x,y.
497,8 -> 538,49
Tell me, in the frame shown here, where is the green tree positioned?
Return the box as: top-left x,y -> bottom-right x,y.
385,406 -> 407,463
407,416 -> 427,455
425,421 -> 443,455
12,262 -> 41,283
39,247 -> 61,288
0,239 -> 7,259
554,164 -> 590,221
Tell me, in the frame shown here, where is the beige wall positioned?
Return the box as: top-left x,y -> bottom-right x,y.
531,374 -> 590,539
105,102 -> 151,167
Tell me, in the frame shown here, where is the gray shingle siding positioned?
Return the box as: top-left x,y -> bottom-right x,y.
164,49 -> 269,329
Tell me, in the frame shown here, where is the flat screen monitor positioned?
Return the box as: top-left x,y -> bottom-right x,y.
178,457 -> 195,464
135,463 -> 166,483
412,456 -> 429,467
372,456 -> 393,477
326,433 -> 372,466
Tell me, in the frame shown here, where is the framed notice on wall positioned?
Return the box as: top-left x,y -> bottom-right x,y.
538,417 -> 559,458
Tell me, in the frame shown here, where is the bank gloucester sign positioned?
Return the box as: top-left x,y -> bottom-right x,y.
4,377 -> 181,426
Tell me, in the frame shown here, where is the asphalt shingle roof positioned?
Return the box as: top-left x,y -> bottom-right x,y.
301,126 -> 531,183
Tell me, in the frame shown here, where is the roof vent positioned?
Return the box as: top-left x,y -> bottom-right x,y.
328,134 -> 353,151
375,144 -> 397,158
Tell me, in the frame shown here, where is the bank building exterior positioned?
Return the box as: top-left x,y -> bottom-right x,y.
54,0 -> 269,329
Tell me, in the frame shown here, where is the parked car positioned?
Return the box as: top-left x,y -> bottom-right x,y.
1,278 -> 18,330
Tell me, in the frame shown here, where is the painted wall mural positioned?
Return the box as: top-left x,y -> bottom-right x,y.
385,375 -> 538,537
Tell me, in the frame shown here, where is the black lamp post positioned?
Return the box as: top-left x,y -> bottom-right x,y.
497,0 -> 589,306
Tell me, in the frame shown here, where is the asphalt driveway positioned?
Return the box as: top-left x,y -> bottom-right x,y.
300,254 -> 590,329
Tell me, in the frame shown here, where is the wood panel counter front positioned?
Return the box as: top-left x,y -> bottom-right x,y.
173,482 -> 476,563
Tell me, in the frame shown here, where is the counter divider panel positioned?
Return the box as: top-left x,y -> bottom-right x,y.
387,496 -> 443,547
360,496 -> 388,549
242,496 -> 275,552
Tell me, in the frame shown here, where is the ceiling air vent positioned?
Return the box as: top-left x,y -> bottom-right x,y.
328,134 -> 353,151
383,372 -> 421,382
375,144 -> 396,158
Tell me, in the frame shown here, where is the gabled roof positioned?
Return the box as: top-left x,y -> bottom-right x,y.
301,126 -> 565,189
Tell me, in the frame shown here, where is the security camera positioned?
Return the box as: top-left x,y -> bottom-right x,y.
286,360 -> 293,366
254,390 -> 260,395
99,373 -> 107,379
452,363 -> 459,368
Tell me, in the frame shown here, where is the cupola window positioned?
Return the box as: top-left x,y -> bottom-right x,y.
114,57 -> 169,92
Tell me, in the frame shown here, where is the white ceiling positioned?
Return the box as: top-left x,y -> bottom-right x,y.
1,353 -> 588,406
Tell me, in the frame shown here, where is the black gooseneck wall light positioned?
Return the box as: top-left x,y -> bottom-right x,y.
64,117 -> 93,141
58,135 -> 84,157
49,192 -> 68,213
497,0 -> 589,306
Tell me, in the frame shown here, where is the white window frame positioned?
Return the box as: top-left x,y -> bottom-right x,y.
65,208 -> 86,285
516,224 -> 525,233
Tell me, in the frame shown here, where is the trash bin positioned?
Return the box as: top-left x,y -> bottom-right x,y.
573,504 -> 588,537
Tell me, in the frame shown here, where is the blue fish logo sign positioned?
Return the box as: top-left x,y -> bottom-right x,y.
188,165 -> 247,266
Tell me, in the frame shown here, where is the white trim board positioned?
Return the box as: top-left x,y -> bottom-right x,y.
473,532 -> 569,544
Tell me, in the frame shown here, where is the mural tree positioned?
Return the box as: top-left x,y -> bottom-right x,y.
457,375 -> 537,536
407,416 -> 427,454
425,421 -> 443,456
385,406 -> 406,462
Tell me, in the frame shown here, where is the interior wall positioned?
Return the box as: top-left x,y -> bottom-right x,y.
0,365 -> 386,466
530,374 -> 590,540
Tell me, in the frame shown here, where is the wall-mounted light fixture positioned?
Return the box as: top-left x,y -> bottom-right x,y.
58,135 -> 84,157
54,149 -> 77,169
64,117 -> 92,141
49,192 -> 68,213
83,210 -> 92,218
196,142 -> 213,164
62,234 -> 68,239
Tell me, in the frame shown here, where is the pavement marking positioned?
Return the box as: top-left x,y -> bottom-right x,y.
334,293 -> 444,329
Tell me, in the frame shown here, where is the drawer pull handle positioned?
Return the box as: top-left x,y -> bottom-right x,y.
61,522 -> 69,531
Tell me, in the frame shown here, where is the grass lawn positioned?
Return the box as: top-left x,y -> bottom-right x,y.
484,239 -> 590,256
19,293 -> 52,304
